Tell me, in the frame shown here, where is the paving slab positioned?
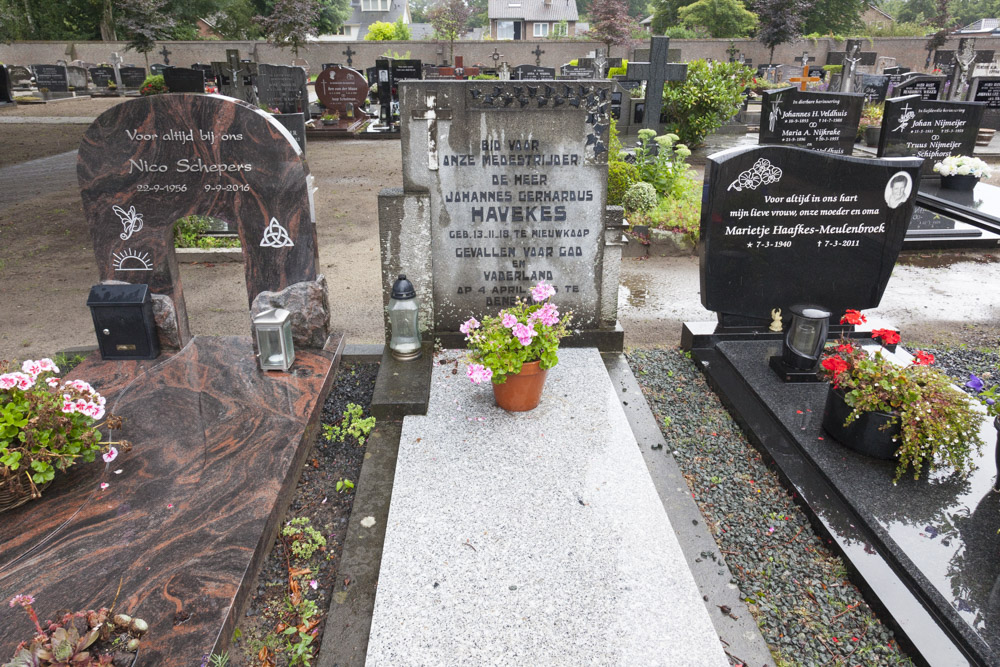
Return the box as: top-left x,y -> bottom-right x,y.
366,347 -> 728,666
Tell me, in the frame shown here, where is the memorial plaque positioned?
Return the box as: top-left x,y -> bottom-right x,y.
77,94 -> 317,345
66,65 -> 88,90
314,65 -> 368,116
162,67 -> 206,94
32,64 -> 68,92
969,76 -> 1000,129
559,64 -> 594,79
8,65 -> 32,87
877,95 -> 986,175
0,66 -> 13,105
119,66 -> 147,89
860,74 -> 890,103
759,87 -> 863,155
391,60 -> 422,81
400,81 -> 614,329
699,145 -> 922,321
257,63 -> 309,114
90,66 -> 117,88
896,74 -> 945,100
513,65 -> 556,80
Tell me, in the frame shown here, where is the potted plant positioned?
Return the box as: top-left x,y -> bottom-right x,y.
463,282 -> 572,412
870,328 -> 900,353
0,359 -> 123,512
860,102 -> 883,147
321,112 -> 340,125
38,87 -> 50,100
933,155 -> 992,191
819,339 -> 985,482
6,594 -> 149,666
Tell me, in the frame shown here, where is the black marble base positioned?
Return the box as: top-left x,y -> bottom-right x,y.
687,336 -> 1000,666
767,355 -> 823,382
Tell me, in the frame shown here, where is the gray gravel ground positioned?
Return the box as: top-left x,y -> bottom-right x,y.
628,342 -> 999,666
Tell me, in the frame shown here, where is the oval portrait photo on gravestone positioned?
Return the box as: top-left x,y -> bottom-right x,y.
884,171 -> 912,209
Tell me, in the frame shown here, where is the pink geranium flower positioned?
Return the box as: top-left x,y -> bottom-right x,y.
501,313 -> 517,328
467,363 -> 493,384
460,317 -> 480,335
530,282 -> 556,302
102,447 -> 118,463
512,322 -> 537,346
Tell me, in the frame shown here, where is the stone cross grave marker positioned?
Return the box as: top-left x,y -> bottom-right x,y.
968,76 -> 1000,129
626,36 -> 687,131
533,45 -> 545,66
77,94 -> 321,348
381,80 -> 623,337
159,44 -> 171,65
257,64 -> 309,114
789,52 -> 820,91
0,66 -> 13,105
759,87 -> 863,155
32,64 -> 68,92
162,67 -> 206,94
212,50 -> 257,104
877,95 -> 985,176
699,145 -> 922,326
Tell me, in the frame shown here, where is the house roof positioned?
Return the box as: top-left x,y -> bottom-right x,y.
488,0 -> 579,22
957,18 -> 1000,32
865,3 -> 893,21
347,0 -> 409,37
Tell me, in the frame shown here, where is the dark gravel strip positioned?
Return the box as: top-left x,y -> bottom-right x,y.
628,348 -> 914,667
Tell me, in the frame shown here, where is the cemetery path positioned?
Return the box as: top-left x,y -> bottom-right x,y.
0,149 -> 79,205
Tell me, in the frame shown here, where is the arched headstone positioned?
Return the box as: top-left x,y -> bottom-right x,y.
78,93 -> 322,348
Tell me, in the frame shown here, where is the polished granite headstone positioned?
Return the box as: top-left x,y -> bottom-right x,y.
895,74 -> 945,100
390,59 -> 422,81
969,76 -> 1000,129
0,335 -> 342,664
66,65 -> 88,91
877,94 -> 985,175
89,66 -> 116,89
314,65 -> 367,116
162,67 -> 205,94
32,64 -> 68,92
759,87 -> 863,155
0,66 -> 13,105
711,339 -> 1000,665
558,64 -> 593,79
257,64 -> 309,114
118,66 -> 146,90
700,145 -> 921,324
77,94 -> 317,347
860,73 -> 890,103
513,64 -> 556,80
272,112 -> 307,153
8,64 -> 32,88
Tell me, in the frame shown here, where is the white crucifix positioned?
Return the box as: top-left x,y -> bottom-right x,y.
411,92 -> 452,171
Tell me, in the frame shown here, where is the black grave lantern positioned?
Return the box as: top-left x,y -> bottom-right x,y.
769,304 -> 830,382
86,283 -> 160,360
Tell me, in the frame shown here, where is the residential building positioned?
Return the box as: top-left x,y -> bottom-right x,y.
312,0 -> 411,41
488,0 -> 579,40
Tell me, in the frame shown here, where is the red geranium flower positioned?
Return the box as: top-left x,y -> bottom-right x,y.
913,350 -> 935,366
840,309 -> 867,325
837,343 -> 855,353
871,328 -> 900,345
821,357 -> 849,375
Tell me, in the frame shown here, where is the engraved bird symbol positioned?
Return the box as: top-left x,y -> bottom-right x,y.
113,205 -> 144,240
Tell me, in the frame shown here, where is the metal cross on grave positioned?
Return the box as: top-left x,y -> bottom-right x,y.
532,45 -> 545,66
411,92 -> 452,171
725,42 -> 740,62
491,48 -> 503,67
159,44 -> 172,65
789,52 -> 820,91
343,46 -> 356,67
626,36 -> 688,131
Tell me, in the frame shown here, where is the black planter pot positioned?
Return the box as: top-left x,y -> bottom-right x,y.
994,417 -> 999,491
940,174 -> 979,191
822,386 -> 900,460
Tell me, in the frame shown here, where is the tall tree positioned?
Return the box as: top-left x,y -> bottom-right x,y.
678,0 -> 757,37
651,0 -> 688,34
924,0 -> 952,68
257,0 -> 319,56
801,0 -> 866,34
427,0 -> 472,65
589,0 -> 637,50
116,0 -> 176,68
213,0 -> 262,39
756,0 -> 809,64
315,0 -> 351,35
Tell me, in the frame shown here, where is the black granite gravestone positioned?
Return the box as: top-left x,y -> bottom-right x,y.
759,87 -> 863,155
627,36 -> 687,131
89,66 -> 116,89
391,60 -> 422,81
119,66 -> 146,90
513,64 -> 556,80
190,63 -> 215,83
895,75 -> 945,100
699,145 -> 922,325
969,76 -> 1000,129
559,64 -> 593,79
877,95 -> 986,175
272,112 -> 307,153
162,67 -> 206,94
256,64 -> 308,114
934,49 -> 956,77
32,64 -> 68,92
826,40 -> 877,68
860,74 -> 890,103
0,66 -> 13,105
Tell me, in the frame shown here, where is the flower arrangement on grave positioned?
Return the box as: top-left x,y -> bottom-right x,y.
138,75 -> 167,96
5,594 -> 149,666
0,359 -> 124,509
933,155 -> 992,179
871,328 -> 901,349
819,339 -> 985,482
965,374 -> 999,419
320,111 -> 340,124
463,283 -> 571,410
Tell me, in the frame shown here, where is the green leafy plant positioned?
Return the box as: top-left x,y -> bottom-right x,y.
320,111 -> 340,122
606,59 -> 628,78
607,160 -> 639,206
964,374 -> 999,419
631,129 -> 695,199
139,74 -> 167,96
336,478 -> 354,493
820,337 -> 985,482
323,403 -> 375,446
207,651 -> 230,667
464,282 -> 572,385
622,182 -> 658,213
661,60 -> 755,147
281,517 -> 327,561
173,216 -> 240,249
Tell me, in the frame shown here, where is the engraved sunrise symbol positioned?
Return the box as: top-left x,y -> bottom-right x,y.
113,205 -> 144,240
260,217 -> 294,248
112,248 -> 153,271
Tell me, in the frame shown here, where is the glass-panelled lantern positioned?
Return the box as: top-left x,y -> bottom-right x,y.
769,304 -> 831,382
253,307 -> 295,371
387,274 -> 421,361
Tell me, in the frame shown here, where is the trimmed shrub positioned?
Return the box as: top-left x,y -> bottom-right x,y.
608,161 -> 639,206
622,182 -> 658,213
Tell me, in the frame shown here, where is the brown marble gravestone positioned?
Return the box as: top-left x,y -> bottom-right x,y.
77,93 -> 319,348
314,65 -> 368,116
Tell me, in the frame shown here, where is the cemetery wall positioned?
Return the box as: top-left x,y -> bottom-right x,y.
3,36 -> 999,74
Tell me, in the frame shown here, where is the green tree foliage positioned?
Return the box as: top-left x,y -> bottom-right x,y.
117,0 -> 176,67
315,0 -> 352,35
468,0 -> 488,28
257,0 -> 319,56
589,0 -> 638,49
365,17 -> 410,39
756,0 -> 808,63
677,0 -> 757,37
213,0 -> 262,39
802,0 -> 867,35
661,59 -> 754,146
428,0 -> 472,64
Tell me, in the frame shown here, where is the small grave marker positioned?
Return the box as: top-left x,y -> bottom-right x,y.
877,95 -> 985,175
314,65 -> 368,117
32,64 -> 68,92
119,66 -> 147,90
162,67 -> 205,94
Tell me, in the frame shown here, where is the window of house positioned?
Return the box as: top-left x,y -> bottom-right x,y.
533,22 -> 549,37
497,20 -> 515,40
362,0 -> 389,11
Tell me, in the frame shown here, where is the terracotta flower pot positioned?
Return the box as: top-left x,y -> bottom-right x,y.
492,360 -> 548,412
821,386 -> 901,460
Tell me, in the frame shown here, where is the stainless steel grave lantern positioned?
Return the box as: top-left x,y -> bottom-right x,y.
387,274 -> 421,361
769,304 -> 831,382
253,307 -> 295,371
